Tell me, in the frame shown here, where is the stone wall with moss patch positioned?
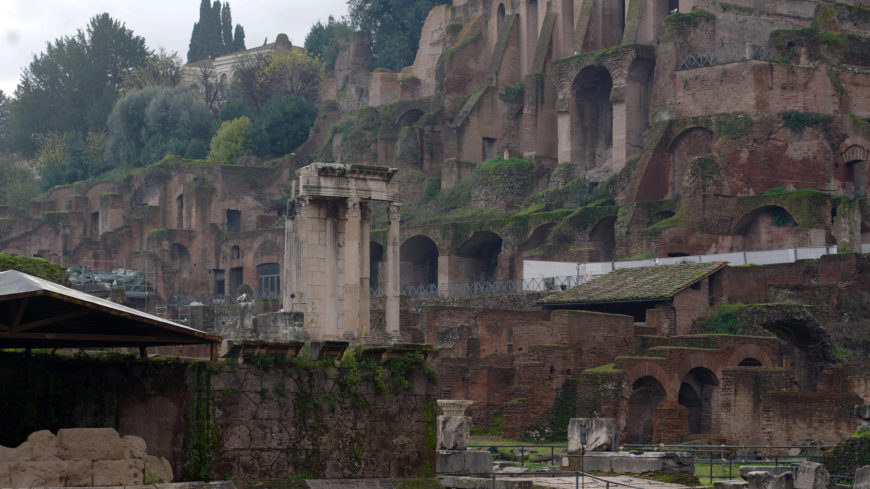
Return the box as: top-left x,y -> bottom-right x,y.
0,351 -> 438,482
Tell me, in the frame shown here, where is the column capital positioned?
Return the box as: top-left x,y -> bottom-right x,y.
388,202 -> 402,223
346,197 -> 361,219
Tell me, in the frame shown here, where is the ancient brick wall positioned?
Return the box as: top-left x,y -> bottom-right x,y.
672,278 -> 711,335
0,352 -> 437,481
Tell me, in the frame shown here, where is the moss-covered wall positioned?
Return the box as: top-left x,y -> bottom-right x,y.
0,351 -> 438,481
0,253 -> 70,285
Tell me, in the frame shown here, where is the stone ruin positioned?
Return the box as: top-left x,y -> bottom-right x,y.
436,399 -> 493,474
564,417 -> 693,474
283,162 -> 401,343
0,428 -> 171,487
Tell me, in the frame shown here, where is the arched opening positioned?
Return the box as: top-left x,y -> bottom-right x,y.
370,241 -> 385,290
599,0 -> 625,48
560,0 -> 574,57
231,246 -> 241,260
525,0 -> 539,70
735,205 -> 798,251
497,3 -> 506,33
667,252 -> 690,258
257,263 -> 280,298
843,145 -> 869,197
176,194 -> 184,229
626,59 -> 656,160
650,210 -> 676,226
395,109 -> 425,168
519,223 -> 556,256
400,235 -> 439,288
625,376 -> 667,443
679,367 -> 719,434
397,109 -> 423,129
590,217 -> 616,262
456,231 -> 503,282
669,128 -> 713,199
571,66 -> 613,172
738,357 -> 763,367
169,243 -> 191,296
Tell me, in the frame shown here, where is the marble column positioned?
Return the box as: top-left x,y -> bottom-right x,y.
359,203 -> 371,339
325,202 -> 338,339
343,197 -> 361,339
283,196 -> 307,313
386,203 -> 401,342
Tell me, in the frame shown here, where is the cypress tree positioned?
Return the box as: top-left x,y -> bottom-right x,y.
233,24 -> 246,52
221,3 -> 234,53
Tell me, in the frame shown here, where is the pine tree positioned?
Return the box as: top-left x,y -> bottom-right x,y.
221,2 -> 233,53
233,24 -> 246,52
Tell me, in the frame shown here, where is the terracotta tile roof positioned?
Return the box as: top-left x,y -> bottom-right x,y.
538,262 -> 726,306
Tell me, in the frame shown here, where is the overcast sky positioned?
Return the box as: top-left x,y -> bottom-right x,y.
0,0 -> 350,96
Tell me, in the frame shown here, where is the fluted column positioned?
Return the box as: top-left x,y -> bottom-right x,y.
385,203 -> 401,342
283,196 -> 307,313
359,203 -> 371,339
343,197 -> 361,339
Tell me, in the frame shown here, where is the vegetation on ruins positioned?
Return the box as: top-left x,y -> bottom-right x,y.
347,0 -> 451,71
304,16 -> 356,71
0,253 -> 70,285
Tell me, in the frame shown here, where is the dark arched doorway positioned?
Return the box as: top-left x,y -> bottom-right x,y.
626,376 -> 667,443
400,235 -> 439,288
679,367 -> 719,434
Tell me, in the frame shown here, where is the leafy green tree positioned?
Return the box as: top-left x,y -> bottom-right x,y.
122,49 -> 182,90
208,116 -> 251,163
249,95 -> 316,158
219,97 -> 253,122
105,86 -> 214,166
7,13 -> 148,156
304,16 -> 355,71
0,91 -> 9,152
230,48 -> 324,111
0,154 -> 39,208
347,0 -> 449,71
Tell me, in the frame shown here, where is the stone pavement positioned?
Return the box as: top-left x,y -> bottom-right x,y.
510,474 -> 690,489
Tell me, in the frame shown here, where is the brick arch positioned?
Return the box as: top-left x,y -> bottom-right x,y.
839,137 -> 870,163
624,361 -> 675,399
677,351 -> 720,386
727,343 -> 775,368
732,204 -> 799,234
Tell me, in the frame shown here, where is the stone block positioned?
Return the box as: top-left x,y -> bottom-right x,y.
0,445 -> 16,462
582,452 -> 694,475
25,429 -> 59,460
578,453 -> 611,472
145,455 -> 174,483
855,405 -> 870,421
436,450 -> 493,474
747,471 -> 793,489
438,416 -> 470,450
568,418 -> 618,453
748,471 -> 775,489
715,481 -> 749,489
58,428 -> 127,461
856,466 -> 870,489
93,458 -> 145,486
740,466 -> 795,480
124,435 -> 148,459
437,475 -> 533,489
0,462 -> 12,487
65,459 -> 94,486
12,460 -> 67,487
794,462 -> 830,489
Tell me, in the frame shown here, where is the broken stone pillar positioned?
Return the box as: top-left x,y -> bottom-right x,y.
386,203 -> 401,341
437,399 -> 473,450
747,471 -> 794,489
855,465 -> 870,489
856,404 -> 870,431
436,399 -> 492,474
793,462 -> 830,489
568,418 -> 618,453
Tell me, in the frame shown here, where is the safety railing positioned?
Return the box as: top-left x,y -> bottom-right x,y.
437,470 -> 654,489
370,275 -> 589,300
